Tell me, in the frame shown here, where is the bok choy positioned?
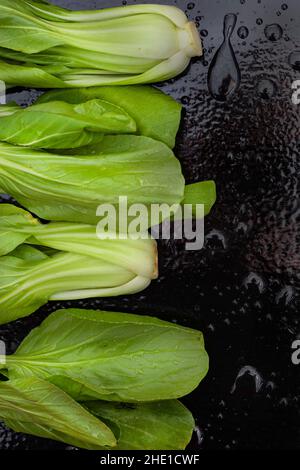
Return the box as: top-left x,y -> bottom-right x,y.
0,308 -> 208,449
1,308 -> 209,402
0,135 -> 184,224
0,204 -> 157,325
0,100 -> 135,149
1,381 -> 195,450
0,136 -> 216,225
84,400 -> 195,450
0,85 -> 182,149
0,377 -> 116,450
36,85 -> 182,149
0,1 -> 202,88
0,234 -> 157,324
0,204 -> 157,273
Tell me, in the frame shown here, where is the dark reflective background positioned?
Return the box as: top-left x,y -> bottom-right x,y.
0,0 -> 299,450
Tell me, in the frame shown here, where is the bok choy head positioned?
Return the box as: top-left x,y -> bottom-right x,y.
0,1 -> 202,87
2,308 -> 209,403
0,205 -> 158,324
0,233 -> 157,324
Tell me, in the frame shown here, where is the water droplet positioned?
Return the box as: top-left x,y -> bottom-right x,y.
194,426 -> 204,445
236,222 -> 248,234
208,14 -> 241,101
256,18 -> 263,25
237,26 -> 249,39
264,23 -> 283,41
266,381 -> 276,391
187,2 -> 195,10
240,0 -> 246,4
231,366 -> 264,394
279,397 -> 288,407
281,3 -> 288,10
180,95 -> 190,105
275,286 -> 294,305
257,78 -> 277,99
243,272 -> 265,293
200,29 -> 208,37
206,229 -> 227,249
288,51 -> 300,71
122,0 -> 127,4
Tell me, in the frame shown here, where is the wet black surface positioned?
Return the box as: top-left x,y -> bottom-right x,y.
0,0 -> 299,451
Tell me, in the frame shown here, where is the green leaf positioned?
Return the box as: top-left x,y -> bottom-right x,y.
0,135 -> 184,224
0,59 -> 67,88
37,86 -> 182,148
0,376 -> 116,449
8,244 -> 50,262
85,400 -> 195,450
0,204 -> 38,256
0,102 -> 20,116
0,99 -> 136,149
0,1 -> 62,53
183,181 -> 217,216
6,309 -> 209,402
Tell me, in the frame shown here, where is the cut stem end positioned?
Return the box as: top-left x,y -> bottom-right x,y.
185,21 -> 203,57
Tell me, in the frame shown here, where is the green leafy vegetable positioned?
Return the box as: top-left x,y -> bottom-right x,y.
0,1 -> 202,88
85,400 -> 194,450
0,240 -> 157,324
0,204 -> 158,278
0,376 -> 116,450
0,85 -> 181,149
37,85 -> 182,149
2,309 -> 209,402
0,135 -> 185,224
0,99 -> 135,149
0,309 -> 206,449
183,181 -> 217,216
0,204 -> 158,324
